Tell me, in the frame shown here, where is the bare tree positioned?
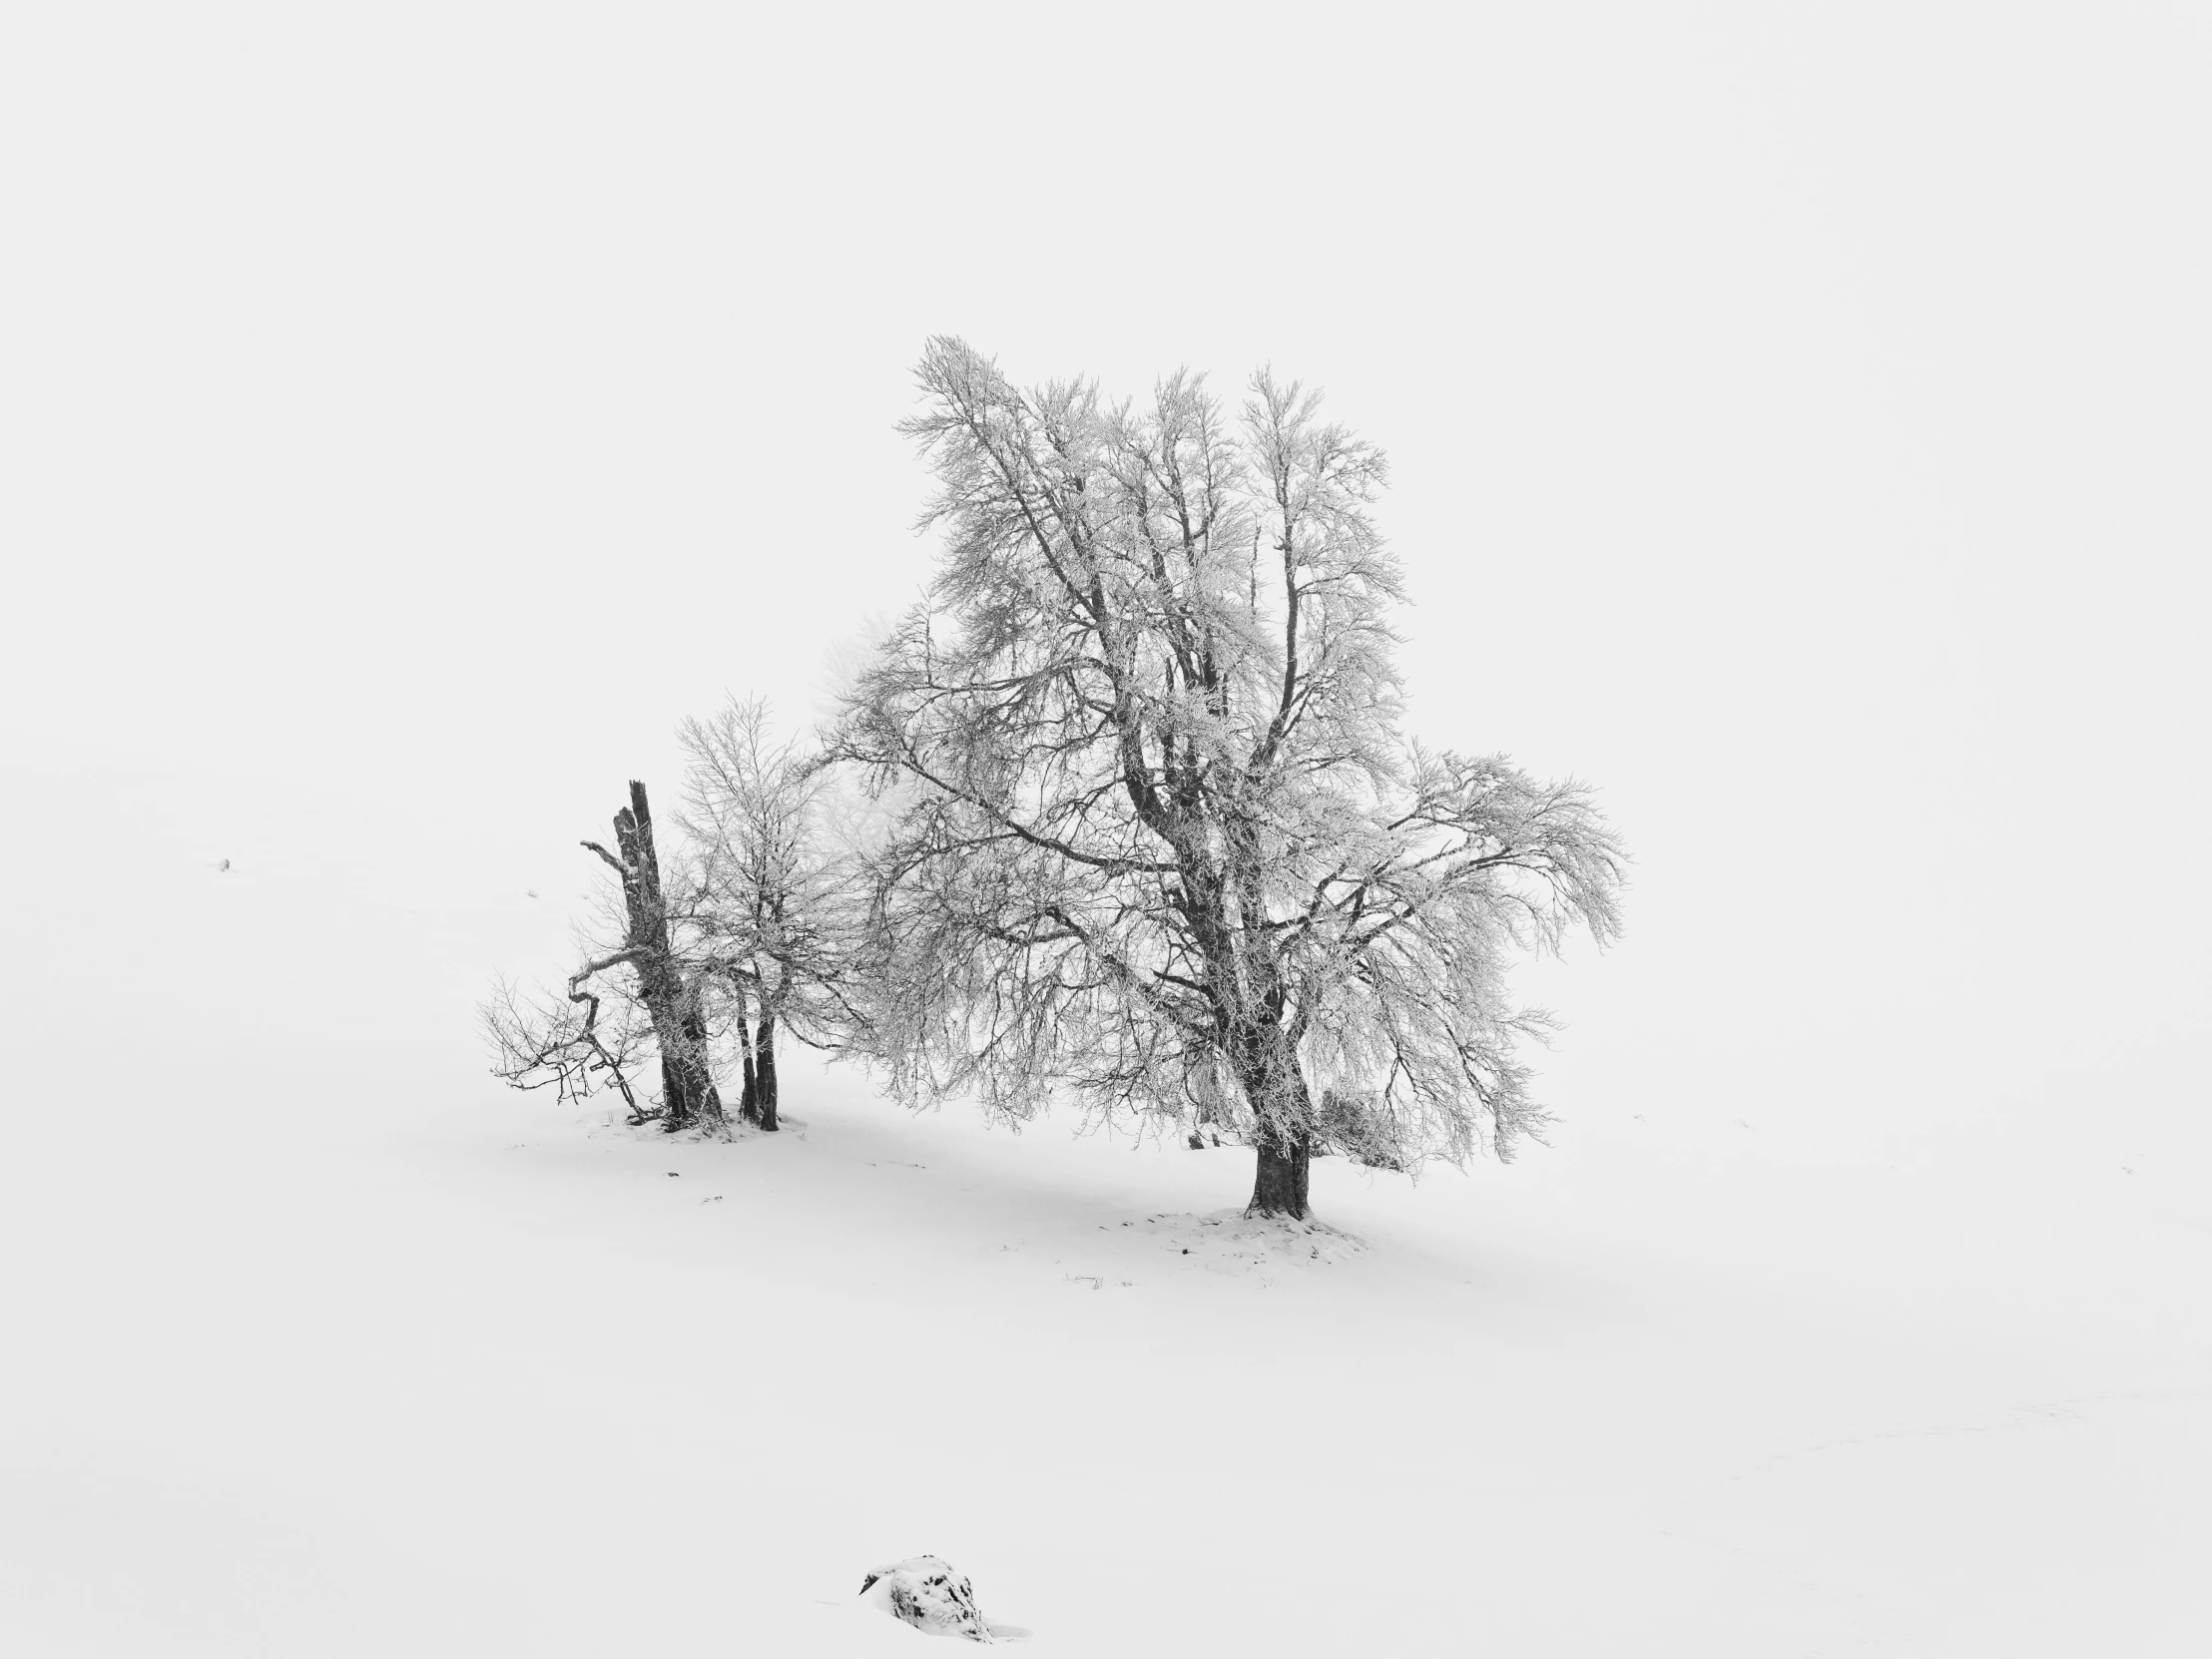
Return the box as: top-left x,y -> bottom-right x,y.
481,966 -> 656,1124
835,339 -> 1625,1218
484,781 -> 728,1134
678,698 -> 868,1131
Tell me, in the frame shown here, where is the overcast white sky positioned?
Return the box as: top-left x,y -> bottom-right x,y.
6,4 -> 2207,1156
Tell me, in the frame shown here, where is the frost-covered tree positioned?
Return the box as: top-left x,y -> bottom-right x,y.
481,963 -> 657,1124
483,780 -> 727,1133
678,698 -> 865,1131
835,338 -> 1625,1217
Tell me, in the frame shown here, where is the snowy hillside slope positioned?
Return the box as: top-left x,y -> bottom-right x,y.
2,767 -> 2207,1657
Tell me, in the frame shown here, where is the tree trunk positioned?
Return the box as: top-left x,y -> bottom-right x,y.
1248,1124 -> 1312,1219
1228,1013 -> 1315,1219
736,985 -> 761,1126
754,1011 -> 779,1132
1189,1079 -> 1218,1150
738,1051 -> 760,1125
609,780 -> 724,1133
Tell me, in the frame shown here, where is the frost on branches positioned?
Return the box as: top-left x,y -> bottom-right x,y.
834,338 -> 1626,1218
481,722 -> 863,1135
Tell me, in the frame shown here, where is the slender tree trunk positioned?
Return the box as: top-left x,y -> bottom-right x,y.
736,982 -> 761,1126
1188,1062 -> 1221,1150
608,781 -> 724,1133
754,1011 -> 779,1132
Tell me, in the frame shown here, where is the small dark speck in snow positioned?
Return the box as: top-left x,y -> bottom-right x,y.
668,1172 -> 681,1178
1182,1249 -> 1189,1255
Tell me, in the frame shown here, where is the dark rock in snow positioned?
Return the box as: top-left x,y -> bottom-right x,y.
858,1556 -> 1027,1642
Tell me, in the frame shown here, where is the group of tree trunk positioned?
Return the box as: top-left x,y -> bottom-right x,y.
485,340 -> 1625,1221
482,697 -> 843,1141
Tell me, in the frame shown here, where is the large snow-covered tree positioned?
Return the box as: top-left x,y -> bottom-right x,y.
836,338 -> 1625,1218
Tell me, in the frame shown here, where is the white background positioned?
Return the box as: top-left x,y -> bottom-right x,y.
9,2 -> 2207,1146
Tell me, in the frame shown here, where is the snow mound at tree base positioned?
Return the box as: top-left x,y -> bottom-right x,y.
1133,1208 -> 1367,1271
577,1107 -> 785,1145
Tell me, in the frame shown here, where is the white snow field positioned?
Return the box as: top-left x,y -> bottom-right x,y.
3,768 -> 2206,1658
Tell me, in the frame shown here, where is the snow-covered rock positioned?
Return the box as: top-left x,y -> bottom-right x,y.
858,1556 -> 1025,1642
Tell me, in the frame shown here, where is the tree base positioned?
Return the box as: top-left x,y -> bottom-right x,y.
1247,1133 -> 1312,1219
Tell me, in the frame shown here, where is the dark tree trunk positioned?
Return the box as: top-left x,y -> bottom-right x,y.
606,780 -> 724,1133
754,1011 -> 779,1132
661,996 -> 721,1134
736,984 -> 761,1126
1227,1010 -> 1316,1219
1249,1124 -> 1313,1219
1188,1086 -> 1218,1149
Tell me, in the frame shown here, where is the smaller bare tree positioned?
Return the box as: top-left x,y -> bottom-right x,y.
482,780 -> 728,1133
482,965 -> 656,1123
679,698 -> 865,1130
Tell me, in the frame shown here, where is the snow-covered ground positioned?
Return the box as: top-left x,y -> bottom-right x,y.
4,769 -> 2206,1657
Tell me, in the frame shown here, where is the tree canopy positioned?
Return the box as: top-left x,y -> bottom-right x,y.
834,338 -> 1625,1216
